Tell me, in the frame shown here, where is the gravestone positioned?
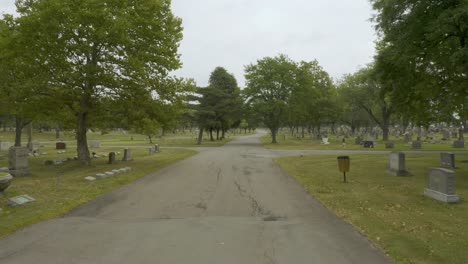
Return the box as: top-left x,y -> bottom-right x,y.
122,148 -> 133,161
8,147 -> 30,176
442,130 -> 450,140
148,147 -> 154,156
0,173 -> 13,194
411,141 -> 422,149
453,141 -> 465,148
362,141 -> 374,148
89,141 -> 101,148
440,152 -> 455,169
8,195 -> 35,207
385,142 -> 394,149
55,142 -> 66,150
424,168 -> 459,203
386,152 -> 409,176
84,176 -> 96,181
0,141 -> 13,152
155,144 -> 160,153
95,173 -> 107,179
108,152 -> 116,164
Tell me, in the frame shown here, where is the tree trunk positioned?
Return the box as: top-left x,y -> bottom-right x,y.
55,128 -> 60,139
209,128 -> 214,141
221,129 -> 225,139
382,121 -> 390,141
271,127 -> 278,144
197,127 -> 203,145
14,116 -> 24,147
216,129 -> 220,140
27,122 -> 33,151
76,112 -> 91,165
301,126 -> 305,138
148,135 -> 153,144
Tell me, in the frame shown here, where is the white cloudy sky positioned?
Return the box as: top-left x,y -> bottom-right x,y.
0,0 -> 377,87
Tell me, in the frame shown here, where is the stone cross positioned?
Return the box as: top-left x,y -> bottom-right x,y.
386,152 -> 409,176
8,147 -> 30,176
424,168 -> 459,203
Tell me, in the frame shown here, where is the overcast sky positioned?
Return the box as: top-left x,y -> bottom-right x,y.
1,0 -> 377,87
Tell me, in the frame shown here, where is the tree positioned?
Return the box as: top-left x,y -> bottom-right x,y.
371,0 -> 468,133
16,0 -> 184,165
244,55 -> 297,143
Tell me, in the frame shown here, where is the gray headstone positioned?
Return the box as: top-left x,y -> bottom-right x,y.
154,144 -> 160,153
442,130 -> 451,140
8,195 -> 35,207
411,141 -> 422,149
84,176 -> 96,181
0,141 -> 13,152
386,152 -> 409,176
105,171 -> 115,177
148,147 -> 154,156
385,142 -> 394,149
0,173 -> 13,193
440,152 -> 455,169
424,168 -> 459,203
89,141 -> 101,148
108,152 -> 116,164
122,148 -> 133,161
453,140 -> 464,148
95,173 -> 107,179
404,134 -> 412,143
8,147 -> 30,176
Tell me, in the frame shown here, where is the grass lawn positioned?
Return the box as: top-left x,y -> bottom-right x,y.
0,146 -> 197,238
275,153 -> 468,264
262,133 -> 466,151
0,130 -> 236,148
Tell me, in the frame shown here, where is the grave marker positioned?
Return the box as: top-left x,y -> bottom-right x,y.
440,152 -> 455,169
8,147 -> 30,176
386,152 -> 409,176
424,168 -> 459,203
122,148 -> 133,161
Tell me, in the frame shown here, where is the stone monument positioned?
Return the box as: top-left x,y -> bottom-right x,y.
440,152 -> 455,169
56,142 -> 66,150
386,152 -> 409,176
424,168 -> 459,203
108,152 -> 116,164
0,172 -> 13,194
8,147 -> 30,176
90,141 -> 101,148
155,144 -> 160,153
122,148 -> 133,161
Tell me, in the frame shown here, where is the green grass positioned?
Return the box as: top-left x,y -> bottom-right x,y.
0,130 -> 235,148
262,133 -> 466,151
275,154 -> 468,264
0,146 -> 197,238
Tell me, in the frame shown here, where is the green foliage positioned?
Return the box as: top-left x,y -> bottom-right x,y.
8,0 -> 185,164
371,0 -> 468,124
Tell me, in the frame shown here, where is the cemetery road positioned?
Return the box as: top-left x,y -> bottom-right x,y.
0,132 -> 393,264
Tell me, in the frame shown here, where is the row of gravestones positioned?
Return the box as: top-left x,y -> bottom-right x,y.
386,151 -> 461,203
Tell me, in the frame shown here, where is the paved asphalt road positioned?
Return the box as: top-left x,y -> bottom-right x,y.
0,132 -> 394,264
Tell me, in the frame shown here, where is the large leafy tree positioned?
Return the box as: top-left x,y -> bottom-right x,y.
372,0 -> 468,132
15,0 -> 184,164
244,55 -> 297,143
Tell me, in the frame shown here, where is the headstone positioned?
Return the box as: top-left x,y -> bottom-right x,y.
0,141 -> 13,152
442,130 -> 450,140
8,147 -> 30,176
385,142 -> 394,149
112,169 -> 121,174
411,141 -> 422,149
155,144 -> 160,153
321,138 -> 330,145
148,147 -> 154,156
108,152 -> 116,164
386,152 -> 409,176
56,142 -> 66,150
440,152 -> 455,169
122,148 -> 133,161
453,140 -> 465,148
95,173 -> 107,179
0,173 -> 13,194
424,168 -> 459,203
105,171 -> 115,177
89,141 -> 101,148
84,176 -> 96,181
8,195 -> 35,207
362,141 -> 374,148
